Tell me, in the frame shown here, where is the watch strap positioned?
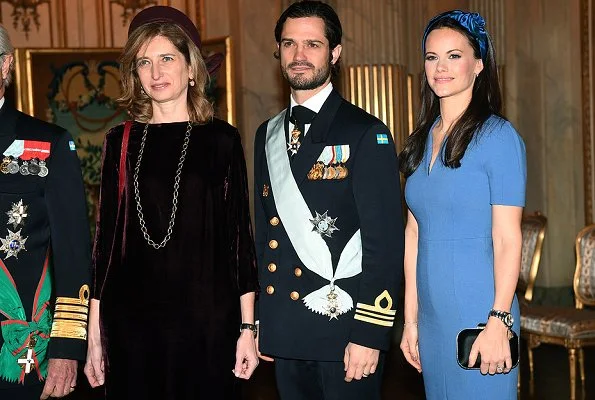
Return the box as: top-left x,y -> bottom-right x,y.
489,309 -> 513,328
240,323 -> 257,337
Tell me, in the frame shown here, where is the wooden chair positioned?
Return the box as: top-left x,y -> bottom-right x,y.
518,213 -> 547,302
520,224 -> 595,400
517,213 -> 547,396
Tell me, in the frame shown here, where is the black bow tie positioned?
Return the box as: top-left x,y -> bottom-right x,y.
290,105 -> 317,127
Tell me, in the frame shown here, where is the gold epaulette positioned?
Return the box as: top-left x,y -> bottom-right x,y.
50,285 -> 89,340
354,290 -> 396,327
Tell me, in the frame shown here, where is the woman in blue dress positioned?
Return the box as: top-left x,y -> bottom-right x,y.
399,10 -> 526,399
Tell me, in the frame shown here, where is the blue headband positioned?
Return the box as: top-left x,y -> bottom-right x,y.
422,10 -> 488,61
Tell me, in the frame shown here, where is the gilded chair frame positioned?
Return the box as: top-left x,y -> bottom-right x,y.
519,213 -> 547,302
574,224 -> 595,309
522,224 -> 595,400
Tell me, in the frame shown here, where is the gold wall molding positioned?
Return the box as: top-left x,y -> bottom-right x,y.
109,0 -> 156,26
1,0 -> 50,38
470,0 -> 505,63
341,64 -> 410,152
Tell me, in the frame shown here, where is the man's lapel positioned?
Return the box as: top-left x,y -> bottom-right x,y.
290,90 -> 342,186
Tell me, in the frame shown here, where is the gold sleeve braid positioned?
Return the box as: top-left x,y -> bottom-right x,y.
50,285 -> 89,340
354,290 -> 396,327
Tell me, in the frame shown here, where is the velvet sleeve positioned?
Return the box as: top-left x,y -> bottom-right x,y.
226,131 -> 259,296
91,128 -> 121,300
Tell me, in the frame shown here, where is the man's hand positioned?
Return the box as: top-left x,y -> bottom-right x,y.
40,358 -> 77,399
343,342 -> 379,382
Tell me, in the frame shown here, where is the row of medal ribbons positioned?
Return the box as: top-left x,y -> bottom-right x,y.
1,157 -> 49,177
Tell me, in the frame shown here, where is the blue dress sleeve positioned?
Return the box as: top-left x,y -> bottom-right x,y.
481,120 -> 527,207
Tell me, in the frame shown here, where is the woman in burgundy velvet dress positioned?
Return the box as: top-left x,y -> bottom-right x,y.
83,6 -> 259,399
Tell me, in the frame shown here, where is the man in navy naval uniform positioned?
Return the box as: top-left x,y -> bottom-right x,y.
0,25 -> 91,399
254,1 -> 405,398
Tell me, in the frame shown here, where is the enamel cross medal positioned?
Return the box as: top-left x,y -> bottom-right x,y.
324,285 -> 341,320
17,337 -> 37,374
287,126 -> 302,156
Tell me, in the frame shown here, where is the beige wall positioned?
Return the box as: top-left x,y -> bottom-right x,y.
1,0 -> 585,289
504,0 -> 583,288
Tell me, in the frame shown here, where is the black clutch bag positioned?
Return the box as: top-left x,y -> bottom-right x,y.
456,324 -> 520,370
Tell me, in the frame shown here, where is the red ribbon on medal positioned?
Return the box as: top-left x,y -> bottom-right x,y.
21,141 -> 50,161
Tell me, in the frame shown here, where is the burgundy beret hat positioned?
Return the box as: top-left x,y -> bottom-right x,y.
128,6 -> 223,75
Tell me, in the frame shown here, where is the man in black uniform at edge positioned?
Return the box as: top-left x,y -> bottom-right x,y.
0,25 -> 91,399
254,1 -> 405,399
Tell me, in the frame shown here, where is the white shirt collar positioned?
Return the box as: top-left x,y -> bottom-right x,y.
290,82 -> 333,114
288,82 -> 333,137
0,97 -> 5,110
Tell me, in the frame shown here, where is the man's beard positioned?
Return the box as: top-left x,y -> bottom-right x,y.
281,61 -> 332,90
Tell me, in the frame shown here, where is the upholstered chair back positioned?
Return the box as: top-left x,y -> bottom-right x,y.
519,214 -> 547,302
575,224 -> 595,308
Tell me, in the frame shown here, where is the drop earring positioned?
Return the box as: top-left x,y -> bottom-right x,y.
189,79 -> 195,87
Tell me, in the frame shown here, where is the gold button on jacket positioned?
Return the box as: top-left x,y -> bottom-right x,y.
268,263 -> 277,272
270,216 -> 280,226
290,291 -> 300,300
294,268 -> 302,277
268,239 -> 278,249
266,285 -> 275,295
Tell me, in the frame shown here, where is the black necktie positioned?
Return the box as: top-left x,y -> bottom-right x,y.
288,105 -> 317,158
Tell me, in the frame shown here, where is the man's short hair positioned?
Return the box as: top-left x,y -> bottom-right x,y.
0,25 -> 15,88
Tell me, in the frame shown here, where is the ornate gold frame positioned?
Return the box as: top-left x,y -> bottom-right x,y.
12,48 -> 122,119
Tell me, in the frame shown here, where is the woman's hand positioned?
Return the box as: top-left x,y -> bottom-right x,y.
233,330 -> 259,379
84,299 -> 105,387
468,317 -> 513,375
399,323 -> 422,372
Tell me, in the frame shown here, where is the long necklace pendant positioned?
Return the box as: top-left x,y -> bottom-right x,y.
133,121 -> 193,250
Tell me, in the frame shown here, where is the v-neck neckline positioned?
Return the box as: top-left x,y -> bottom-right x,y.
427,118 -> 444,175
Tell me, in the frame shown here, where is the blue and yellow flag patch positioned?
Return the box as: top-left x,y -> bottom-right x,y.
376,133 -> 389,145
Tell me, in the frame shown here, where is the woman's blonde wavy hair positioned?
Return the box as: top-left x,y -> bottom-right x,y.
118,22 -> 213,123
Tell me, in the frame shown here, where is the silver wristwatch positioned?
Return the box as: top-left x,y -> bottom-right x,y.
488,309 -> 514,328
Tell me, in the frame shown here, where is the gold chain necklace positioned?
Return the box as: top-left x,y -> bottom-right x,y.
133,121 -> 192,249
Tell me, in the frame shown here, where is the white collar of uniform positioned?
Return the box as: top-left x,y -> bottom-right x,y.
290,82 -> 333,115
0,97 -> 5,110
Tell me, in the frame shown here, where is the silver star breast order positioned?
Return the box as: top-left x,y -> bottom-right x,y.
0,229 -> 28,259
310,211 -> 339,238
6,200 -> 28,229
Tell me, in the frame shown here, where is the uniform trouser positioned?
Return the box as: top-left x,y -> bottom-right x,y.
274,355 -> 385,400
0,382 -> 43,400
